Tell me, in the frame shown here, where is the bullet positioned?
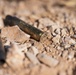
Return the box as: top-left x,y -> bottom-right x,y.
4,15 -> 44,41
0,35 -> 6,64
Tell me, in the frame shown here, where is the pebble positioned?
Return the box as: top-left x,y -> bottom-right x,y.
69,27 -> 74,35
63,37 -> 76,49
65,37 -> 76,45
61,28 -> 67,36
37,54 -> 59,67
61,36 -> 76,49
31,46 -> 39,56
26,52 -> 40,65
68,38 -> 76,45
68,51 -> 75,59
54,28 -> 61,35
52,34 -> 60,44
9,41 -> 25,59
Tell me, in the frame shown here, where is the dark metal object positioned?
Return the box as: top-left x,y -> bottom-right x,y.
0,35 -> 6,64
4,15 -> 44,41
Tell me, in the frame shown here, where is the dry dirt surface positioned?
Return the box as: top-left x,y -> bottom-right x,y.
0,0 -> 76,75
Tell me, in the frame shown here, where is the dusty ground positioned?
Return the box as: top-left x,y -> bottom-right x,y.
0,0 -> 76,75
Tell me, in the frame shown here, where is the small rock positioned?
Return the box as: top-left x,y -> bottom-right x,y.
65,37 -> 76,45
26,52 -> 40,65
68,38 -> 76,45
54,28 -> 61,35
68,51 -> 75,59
61,28 -> 68,36
60,36 -> 75,49
52,34 -> 60,44
64,44 -> 71,49
1,26 -> 30,43
37,54 -> 59,67
8,41 -> 25,59
31,46 -> 39,56
6,42 -> 24,71
52,32 -> 57,36
69,27 -> 74,35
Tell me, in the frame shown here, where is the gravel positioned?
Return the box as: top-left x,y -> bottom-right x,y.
0,0 -> 76,75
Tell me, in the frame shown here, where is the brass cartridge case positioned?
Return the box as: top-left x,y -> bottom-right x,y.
4,15 -> 44,41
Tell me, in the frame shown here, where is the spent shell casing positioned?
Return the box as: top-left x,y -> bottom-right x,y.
0,35 -> 6,64
4,15 -> 44,41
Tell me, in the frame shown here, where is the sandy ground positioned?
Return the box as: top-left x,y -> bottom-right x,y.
0,0 -> 76,75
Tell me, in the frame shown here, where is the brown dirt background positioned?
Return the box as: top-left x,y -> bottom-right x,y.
0,0 -> 76,75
